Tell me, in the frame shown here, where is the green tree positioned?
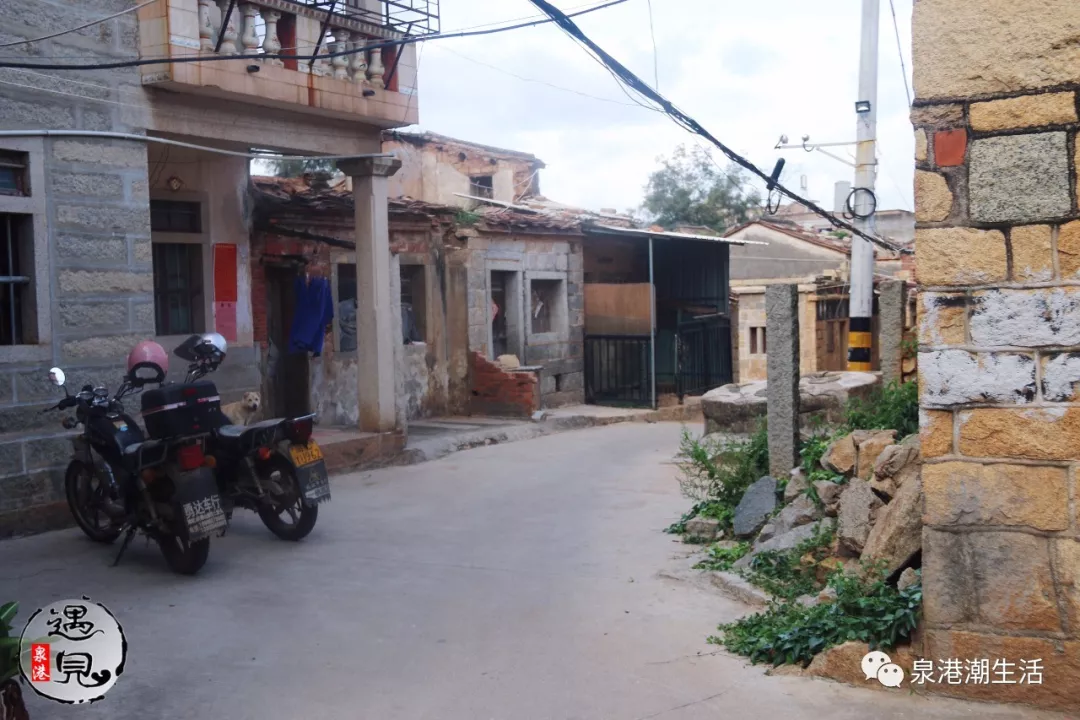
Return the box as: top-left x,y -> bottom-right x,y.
641,144 -> 761,232
261,157 -> 337,177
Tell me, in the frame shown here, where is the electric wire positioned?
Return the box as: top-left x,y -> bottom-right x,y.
524,0 -> 907,255
888,0 -> 913,107
0,0 -> 629,70
645,0 -> 659,89
0,0 -> 161,48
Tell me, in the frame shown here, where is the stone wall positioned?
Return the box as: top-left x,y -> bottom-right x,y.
914,0 -> 1080,709
465,230 -> 585,408
0,0 -> 153,536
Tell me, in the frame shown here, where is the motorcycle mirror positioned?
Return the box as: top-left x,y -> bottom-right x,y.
49,367 -> 66,387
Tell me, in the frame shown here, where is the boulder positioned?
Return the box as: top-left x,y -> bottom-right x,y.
862,470 -> 924,578
497,354 -> 521,369
684,516 -> 720,541
806,641 -> 916,690
701,371 -> 880,434
770,494 -> 821,537
784,467 -> 809,502
897,567 -> 920,591
873,437 -> 919,480
821,434 -> 857,475
838,479 -> 883,555
738,519 -> 836,567
732,476 -> 778,539
856,430 -> 898,480
814,480 -> 844,514
757,521 -> 778,543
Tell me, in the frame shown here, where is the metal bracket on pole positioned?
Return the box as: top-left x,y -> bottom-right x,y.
214,0 -> 238,53
309,0 -> 338,70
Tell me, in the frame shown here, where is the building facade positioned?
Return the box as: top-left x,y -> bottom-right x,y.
0,0 -> 427,536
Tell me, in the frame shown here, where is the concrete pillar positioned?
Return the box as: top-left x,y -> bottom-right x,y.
338,156 -> 402,433
766,284 -> 800,477
878,279 -> 906,386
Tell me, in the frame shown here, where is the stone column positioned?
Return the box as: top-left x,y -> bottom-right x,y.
877,279 -> 905,386
914,1 -> 1080,710
765,284 -> 799,477
337,156 -> 403,433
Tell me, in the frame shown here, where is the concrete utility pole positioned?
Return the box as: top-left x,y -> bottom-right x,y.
847,0 -> 879,372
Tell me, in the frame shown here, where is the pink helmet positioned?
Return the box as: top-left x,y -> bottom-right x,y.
127,340 -> 168,385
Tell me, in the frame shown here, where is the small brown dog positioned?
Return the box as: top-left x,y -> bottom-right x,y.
221,391 -> 261,426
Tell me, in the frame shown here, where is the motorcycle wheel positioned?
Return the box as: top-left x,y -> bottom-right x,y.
157,534 -> 210,575
64,461 -> 122,544
257,457 -> 318,541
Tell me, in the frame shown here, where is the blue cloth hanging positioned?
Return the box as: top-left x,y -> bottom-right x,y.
288,275 -> 334,356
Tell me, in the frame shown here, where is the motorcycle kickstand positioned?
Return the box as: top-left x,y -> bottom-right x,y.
112,525 -> 136,567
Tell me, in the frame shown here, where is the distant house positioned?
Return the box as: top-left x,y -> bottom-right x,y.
722,220 -> 911,382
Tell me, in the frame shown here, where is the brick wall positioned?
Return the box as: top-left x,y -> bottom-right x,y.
469,352 -> 539,418
914,0 -> 1080,710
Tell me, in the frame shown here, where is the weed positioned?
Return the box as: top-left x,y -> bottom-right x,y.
454,209 -> 482,226
710,565 -> 922,666
740,523 -> 835,601
843,380 -> 919,437
694,541 -> 751,571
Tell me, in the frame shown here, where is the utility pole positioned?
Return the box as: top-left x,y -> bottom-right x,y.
847,0 -> 879,372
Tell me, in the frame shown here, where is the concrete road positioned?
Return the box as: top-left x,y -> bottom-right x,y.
2,423 -> 1065,719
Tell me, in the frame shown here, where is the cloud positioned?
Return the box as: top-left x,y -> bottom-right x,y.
413,0 -> 915,214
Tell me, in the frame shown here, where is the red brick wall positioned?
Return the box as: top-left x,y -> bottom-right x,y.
469,352 -> 539,418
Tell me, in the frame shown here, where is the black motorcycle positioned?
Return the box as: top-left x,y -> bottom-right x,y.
47,365 -> 227,575
174,334 -> 331,541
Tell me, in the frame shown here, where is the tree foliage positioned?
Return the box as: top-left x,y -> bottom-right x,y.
641,144 -> 762,232
261,157 -> 337,177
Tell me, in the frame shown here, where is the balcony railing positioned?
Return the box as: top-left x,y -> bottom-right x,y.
140,0 -> 423,125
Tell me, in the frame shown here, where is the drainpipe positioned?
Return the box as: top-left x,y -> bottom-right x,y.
649,236 -> 656,410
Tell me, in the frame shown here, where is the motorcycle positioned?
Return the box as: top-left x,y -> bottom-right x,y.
174,333 -> 331,541
46,365 -> 227,575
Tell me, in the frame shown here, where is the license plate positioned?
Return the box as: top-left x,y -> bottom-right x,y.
290,441 -> 323,467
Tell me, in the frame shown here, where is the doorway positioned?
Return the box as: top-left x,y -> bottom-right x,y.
264,263 -> 312,419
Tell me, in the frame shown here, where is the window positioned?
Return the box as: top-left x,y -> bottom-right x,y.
152,243 -> 204,335
337,263 -> 358,351
0,152 -> 28,196
469,175 -> 494,199
400,264 -> 426,343
0,214 -> 34,345
750,327 -> 767,355
530,279 -> 563,334
150,199 -> 201,233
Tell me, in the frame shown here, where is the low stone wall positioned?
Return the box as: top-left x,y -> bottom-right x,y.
469,352 -> 539,418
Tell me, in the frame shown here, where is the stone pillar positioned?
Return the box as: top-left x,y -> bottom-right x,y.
337,156 -> 403,433
877,279 -> 905,386
765,284 -> 799,477
914,0 -> 1080,710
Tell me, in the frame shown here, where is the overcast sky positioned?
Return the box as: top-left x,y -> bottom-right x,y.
411,0 -> 915,215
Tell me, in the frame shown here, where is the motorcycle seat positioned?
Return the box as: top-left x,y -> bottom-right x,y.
213,419 -> 284,452
122,439 -> 166,470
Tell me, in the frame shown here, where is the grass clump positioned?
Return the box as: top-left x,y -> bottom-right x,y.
693,541 -> 751,572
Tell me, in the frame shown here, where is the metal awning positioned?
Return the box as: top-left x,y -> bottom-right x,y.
587,224 -> 766,246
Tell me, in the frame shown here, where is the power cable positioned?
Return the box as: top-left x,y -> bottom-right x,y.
0,0 -> 161,48
0,0 -> 629,71
645,0 -> 658,89
888,0 -> 912,107
524,0 -> 907,255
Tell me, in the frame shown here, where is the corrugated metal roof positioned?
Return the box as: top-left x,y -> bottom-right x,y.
589,224 -> 764,246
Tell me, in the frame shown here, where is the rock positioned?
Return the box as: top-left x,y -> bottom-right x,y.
873,440 -> 919,480
796,593 -> 821,607
856,430 -> 898,480
821,434 -> 857,475
701,371 -> 880,434
770,494 -> 821,537
815,557 -> 849,584
684,516 -> 720,541
838,479 -> 884,555
806,641 -> 916,690
869,476 -> 898,500
497,354 -> 521,369
757,522 -> 778,543
862,470 -> 924,578
709,571 -> 769,607
732,476 -> 778,539
818,586 -> 838,604
737,519 -> 836,567
814,480 -> 844,513
897,567 -> 919,591
530,410 -> 548,422
784,467 -> 809,502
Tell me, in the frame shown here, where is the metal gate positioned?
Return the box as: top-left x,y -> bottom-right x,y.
676,315 -> 733,399
584,335 -> 652,407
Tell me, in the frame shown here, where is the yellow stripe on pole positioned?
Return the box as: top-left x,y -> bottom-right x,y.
848,361 -> 873,371
849,331 -> 873,347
